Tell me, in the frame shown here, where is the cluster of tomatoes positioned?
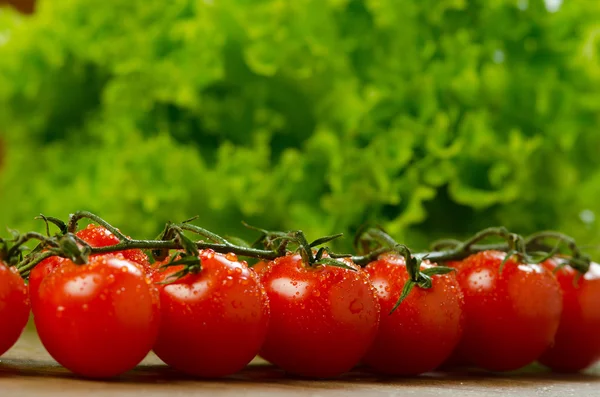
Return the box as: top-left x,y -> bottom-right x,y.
1,222 -> 599,379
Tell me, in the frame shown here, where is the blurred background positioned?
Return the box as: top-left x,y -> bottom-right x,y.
0,0 -> 599,252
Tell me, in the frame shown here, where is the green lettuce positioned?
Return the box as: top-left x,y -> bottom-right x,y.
0,0 -> 599,252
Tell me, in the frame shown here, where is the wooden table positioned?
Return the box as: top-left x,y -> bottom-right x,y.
2,328 -> 600,397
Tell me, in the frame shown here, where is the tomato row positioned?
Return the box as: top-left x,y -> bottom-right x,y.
1,223 -> 599,379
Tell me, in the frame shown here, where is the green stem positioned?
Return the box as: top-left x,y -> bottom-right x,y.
351,227 -> 511,267
525,231 -> 582,258
346,247 -> 390,265
461,227 -> 511,250
17,251 -> 55,276
430,238 -> 462,251
68,211 -> 128,240
363,228 -> 397,249
88,239 -> 279,260
414,244 -> 501,263
7,232 -> 55,258
291,230 -> 315,265
175,223 -> 232,246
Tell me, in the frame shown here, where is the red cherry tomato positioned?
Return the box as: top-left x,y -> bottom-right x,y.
76,224 -> 151,270
258,254 -> 380,378
362,253 -> 464,375
29,225 -> 152,309
538,259 -> 600,372
451,250 -> 562,371
0,262 -> 30,356
33,254 -> 160,378
153,250 -> 269,377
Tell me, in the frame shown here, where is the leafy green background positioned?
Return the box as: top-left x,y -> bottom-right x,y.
0,0 -> 599,252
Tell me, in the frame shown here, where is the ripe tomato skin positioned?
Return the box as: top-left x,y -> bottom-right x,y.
538,260 -> 600,372
258,254 -> 380,378
451,250 -> 562,372
29,225 -> 152,310
33,254 -> 160,378
153,250 -> 269,377
76,224 -> 151,271
29,256 -> 64,309
362,253 -> 464,375
250,260 -> 268,274
0,262 -> 30,356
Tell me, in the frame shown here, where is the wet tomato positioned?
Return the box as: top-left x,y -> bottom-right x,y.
29,224 -> 152,307
258,254 -> 380,378
33,254 -> 160,378
362,253 -> 464,375
0,262 -> 30,356
76,224 -> 151,270
153,250 -> 269,377
250,260 -> 268,274
29,256 -> 64,309
538,259 -> 600,372
450,250 -> 562,371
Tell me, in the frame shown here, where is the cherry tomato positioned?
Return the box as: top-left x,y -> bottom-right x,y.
0,262 -> 30,356
33,254 -> 160,378
29,225 -> 152,308
153,250 -> 269,377
362,253 -> 464,375
538,259 -> 600,372
450,250 -> 562,371
76,224 -> 151,270
258,253 -> 380,378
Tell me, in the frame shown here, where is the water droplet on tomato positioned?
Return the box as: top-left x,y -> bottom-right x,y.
121,266 -> 129,273
349,299 -> 363,314
312,290 -> 321,297
56,306 -> 65,317
226,253 -> 238,262
82,304 -> 89,311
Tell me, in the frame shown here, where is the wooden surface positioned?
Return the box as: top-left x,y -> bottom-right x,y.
2,327 -> 600,397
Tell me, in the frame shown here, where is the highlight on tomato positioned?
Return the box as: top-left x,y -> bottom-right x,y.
257,253 -> 380,378
152,250 -> 270,378
33,254 -> 160,378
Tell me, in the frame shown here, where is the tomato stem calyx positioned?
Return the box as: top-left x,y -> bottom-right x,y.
157,253 -> 203,284
358,228 -> 455,313
10,212 -> 595,283
14,212 -> 357,279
